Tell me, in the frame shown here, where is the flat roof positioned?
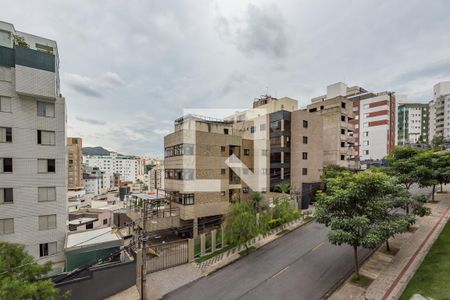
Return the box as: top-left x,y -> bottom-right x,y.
66,227 -> 120,249
68,217 -> 97,225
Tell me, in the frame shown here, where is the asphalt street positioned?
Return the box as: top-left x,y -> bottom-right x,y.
165,221 -> 372,300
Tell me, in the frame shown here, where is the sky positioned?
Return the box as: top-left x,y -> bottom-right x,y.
2,0 -> 450,156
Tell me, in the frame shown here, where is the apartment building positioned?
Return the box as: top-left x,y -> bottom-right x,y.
308,83 -> 357,169
397,103 -> 429,145
164,96 -> 323,236
83,167 -> 111,195
83,152 -> 144,182
429,81 -> 450,140
67,137 -> 83,189
0,21 -> 67,262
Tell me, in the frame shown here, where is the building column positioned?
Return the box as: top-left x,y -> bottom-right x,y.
193,218 -> 198,239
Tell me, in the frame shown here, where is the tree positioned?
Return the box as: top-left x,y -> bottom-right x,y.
431,135 -> 445,149
321,165 -> 349,181
225,203 -> 259,254
414,150 -> 446,201
12,34 -> 29,48
386,146 -> 421,190
250,192 -> 264,213
315,170 -> 428,277
0,242 -> 62,300
274,182 -> 290,194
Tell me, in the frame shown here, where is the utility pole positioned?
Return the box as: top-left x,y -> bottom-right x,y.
138,200 -> 147,300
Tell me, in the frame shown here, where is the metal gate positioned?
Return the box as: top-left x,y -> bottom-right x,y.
146,239 -> 189,273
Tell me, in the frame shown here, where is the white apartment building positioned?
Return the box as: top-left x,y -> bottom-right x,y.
0,21 -> 67,263
429,81 -> 450,140
83,167 -> 111,195
397,103 -> 429,145
83,152 -> 144,182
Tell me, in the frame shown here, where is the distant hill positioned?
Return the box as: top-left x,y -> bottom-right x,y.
82,146 -> 111,156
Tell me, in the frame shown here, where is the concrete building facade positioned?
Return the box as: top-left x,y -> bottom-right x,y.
83,152 -> 144,182
397,103 -> 429,145
67,137 -> 83,189
429,81 -> 450,141
0,21 -> 67,263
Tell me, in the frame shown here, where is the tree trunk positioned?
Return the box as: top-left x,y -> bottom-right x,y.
386,239 -> 390,252
441,183 -> 443,193
353,245 -> 359,278
245,243 -> 249,255
432,184 -> 436,201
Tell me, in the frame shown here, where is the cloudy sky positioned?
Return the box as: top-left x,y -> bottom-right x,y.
2,0 -> 450,156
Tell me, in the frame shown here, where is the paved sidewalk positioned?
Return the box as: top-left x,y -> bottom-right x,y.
329,186 -> 450,300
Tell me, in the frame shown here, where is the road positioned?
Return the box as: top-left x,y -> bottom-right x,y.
165,221 -> 372,300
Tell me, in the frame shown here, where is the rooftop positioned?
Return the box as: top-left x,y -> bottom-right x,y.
66,227 -> 120,249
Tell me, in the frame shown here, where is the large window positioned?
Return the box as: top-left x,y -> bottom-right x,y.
270,153 -> 281,164
165,169 -> 194,180
37,130 -> 55,145
180,194 -> 194,205
270,120 -> 281,132
164,143 -> 194,158
270,136 -> 281,147
38,214 -> 56,231
38,187 -> 56,202
0,30 -> 11,48
38,159 -> 56,173
0,127 -> 12,143
0,188 -> 13,204
0,218 -> 14,235
0,158 -> 12,173
37,101 -> 55,118
0,97 -> 11,113
39,242 -> 57,257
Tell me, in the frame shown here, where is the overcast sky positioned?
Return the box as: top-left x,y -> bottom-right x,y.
2,0 -> 450,156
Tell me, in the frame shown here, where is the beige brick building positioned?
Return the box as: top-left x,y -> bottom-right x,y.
67,137 -> 83,189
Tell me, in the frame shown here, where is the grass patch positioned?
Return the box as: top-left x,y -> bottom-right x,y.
304,216 -> 315,222
400,220 -> 450,300
276,229 -> 290,236
195,245 -> 233,263
239,246 -> 256,257
349,274 -> 373,287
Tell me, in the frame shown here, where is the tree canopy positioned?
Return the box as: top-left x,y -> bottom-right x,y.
0,242 -> 61,300
225,203 -> 259,253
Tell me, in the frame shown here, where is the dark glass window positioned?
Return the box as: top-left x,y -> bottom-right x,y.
303,120 -> 308,128
303,136 -> 308,144
2,158 -> 12,172
302,152 -> 308,160
270,153 -> 281,164
47,159 -> 55,172
302,168 -> 308,175
244,149 -> 250,156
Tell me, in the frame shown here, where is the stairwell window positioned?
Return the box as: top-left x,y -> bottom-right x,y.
38,159 -> 56,173
303,120 -> 308,128
0,188 -> 13,204
38,214 -> 56,230
39,242 -> 57,257
0,97 -> 11,113
37,101 -> 55,118
302,152 -> 308,160
0,127 -> 12,143
37,130 -> 55,145
0,218 -> 14,235
0,158 -> 12,173
303,136 -> 308,144
38,187 -> 56,202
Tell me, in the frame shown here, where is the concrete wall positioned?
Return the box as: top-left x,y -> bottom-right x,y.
56,261 -> 136,300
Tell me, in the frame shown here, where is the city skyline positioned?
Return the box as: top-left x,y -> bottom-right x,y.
1,0 -> 450,156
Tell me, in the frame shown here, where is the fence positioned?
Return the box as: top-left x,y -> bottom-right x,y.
146,239 -> 189,273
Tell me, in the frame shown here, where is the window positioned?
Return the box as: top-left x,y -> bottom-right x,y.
270,120 -> 281,132
302,152 -> 308,160
0,30 -> 11,48
363,150 -> 369,155
341,115 -> 346,122
250,126 -> 255,133
363,131 -> 369,137
244,149 -> 250,156
37,101 -> 55,117
341,129 -> 345,135
303,120 -> 308,128
181,194 -> 194,205
341,102 -> 346,109
0,158 -> 12,173
340,155 -> 345,160
103,219 -> 108,225
37,130 -> 55,145
341,142 -> 345,147
35,43 -> 53,54
270,136 -> 282,147
39,242 -> 57,257
221,169 -> 226,175
86,223 -> 93,230
38,187 -> 56,202
303,136 -> 308,144
38,215 -> 56,230
38,159 -> 55,173
302,168 -> 308,176
0,97 -> 11,113
0,127 -> 12,143
221,146 -> 226,152
363,141 -> 369,146
224,128 -> 229,135
0,188 -> 13,204
0,218 -> 14,235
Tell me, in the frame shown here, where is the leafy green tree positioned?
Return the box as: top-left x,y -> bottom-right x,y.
321,165 -> 349,181
386,146 -> 421,190
414,150 -> 447,201
315,170 -> 428,277
225,203 -> 259,254
274,182 -> 290,194
250,192 -> 264,213
0,242 -> 62,300
431,135 -> 445,149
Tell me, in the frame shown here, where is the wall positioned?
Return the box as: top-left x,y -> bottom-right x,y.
56,261 -> 136,300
